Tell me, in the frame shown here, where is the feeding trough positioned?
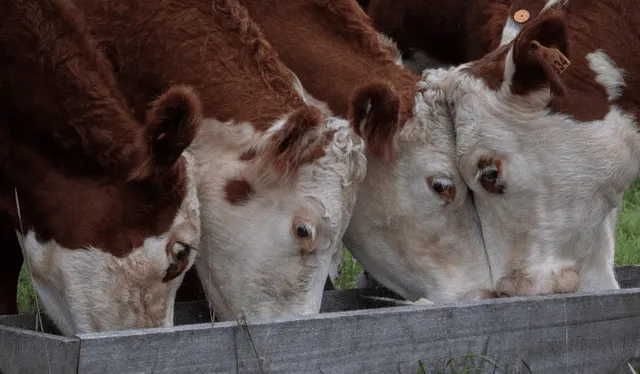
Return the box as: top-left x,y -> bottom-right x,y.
2,266 -> 640,374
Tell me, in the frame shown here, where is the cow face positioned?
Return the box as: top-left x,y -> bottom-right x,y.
192,107 -> 366,320
7,87 -> 203,336
343,82 -> 495,302
430,11 -> 640,297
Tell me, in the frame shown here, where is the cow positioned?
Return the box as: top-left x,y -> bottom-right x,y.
238,0 -> 496,302
0,0 -> 203,335
423,1 -> 640,296
72,0 -> 371,320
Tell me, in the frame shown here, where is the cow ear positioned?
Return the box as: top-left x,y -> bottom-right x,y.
253,106 -> 328,187
510,10 -> 570,97
349,81 -> 400,162
144,85 -> 203,168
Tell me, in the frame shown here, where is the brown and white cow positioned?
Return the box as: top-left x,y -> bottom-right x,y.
239,0 -> 495,302
424,1 -> 640,295
73,0 -> 370,320
0,0 -> 203,335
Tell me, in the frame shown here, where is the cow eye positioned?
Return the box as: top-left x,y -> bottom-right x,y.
295,222 -> 313,239
427,176 -> 456,203
477,159 -> 505,194
479,165 -> 499,183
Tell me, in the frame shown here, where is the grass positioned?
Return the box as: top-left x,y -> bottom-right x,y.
15,183 -> 640,314
615,181 -> 640,265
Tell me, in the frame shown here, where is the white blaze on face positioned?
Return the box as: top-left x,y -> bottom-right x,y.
192,115 -> 366,321
343,77 -> 495,302
440,48 -> 639,296
18,152 -> 201,336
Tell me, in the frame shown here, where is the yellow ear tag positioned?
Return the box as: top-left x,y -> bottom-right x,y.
514,9 -> 530,24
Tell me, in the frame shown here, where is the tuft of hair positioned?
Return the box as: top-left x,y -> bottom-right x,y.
252,106 -> 329,187
314,0 -> 397,65
136,85 -> 203,177
348,81 -> 400,162
377,32 -> 403,65
511,9 -> 569,97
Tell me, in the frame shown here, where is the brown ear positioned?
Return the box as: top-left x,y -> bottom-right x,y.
511,10 -> 570,97
255,106 -> 328,186
348,81 -> 400,162
144,85 -> 203,168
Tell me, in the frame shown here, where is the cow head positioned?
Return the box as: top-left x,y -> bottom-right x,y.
192,105 -> 366,320
0,0 -> 204,336
2,86 -> 203,336
430,10 -> 640,296
343,81 -> 495,302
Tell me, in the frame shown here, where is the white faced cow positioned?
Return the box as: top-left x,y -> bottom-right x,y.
425,2 -> 640,296
239,0 -> 496,302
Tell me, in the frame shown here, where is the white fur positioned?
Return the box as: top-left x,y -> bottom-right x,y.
542,0 -> 568,12
18,152 -> 201,336
343,77 -> 494,302
191,116 -> 366,320
500,18 -> 522,46
587,50 -> 627,102
434,62 -> 640,296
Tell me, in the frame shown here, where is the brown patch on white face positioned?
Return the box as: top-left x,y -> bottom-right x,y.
224,179 -> 253,205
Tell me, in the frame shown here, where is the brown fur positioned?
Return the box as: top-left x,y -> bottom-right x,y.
75,0 -> 303,130
224,179 -> 254,205
252,106 -> 331,187
239,0 -> 420,161
469,1 -> 640,123
0,0 -> 202,257
73,0 -> 329,181
511,11 -> 569,97
468,45 -> 511,90
363,0 -> 512,65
